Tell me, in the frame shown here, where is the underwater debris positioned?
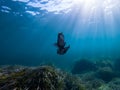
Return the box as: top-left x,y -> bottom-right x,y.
72,59 -> 97,74
0,65 -> 85,90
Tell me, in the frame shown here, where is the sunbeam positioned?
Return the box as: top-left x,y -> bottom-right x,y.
64,0 -> 120,38
1,0 -> 120,59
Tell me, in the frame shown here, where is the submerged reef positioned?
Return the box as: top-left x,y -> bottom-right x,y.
114,58 -> 120,71
0,65 -> 85,90
71,58 -> 120,90
72,59 -> 97,74
96,67 -> 115,82
1,58 -> 120,90
95,59 -> 113,69
98,78 -> 120,90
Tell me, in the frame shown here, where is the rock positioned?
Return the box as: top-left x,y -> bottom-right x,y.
80,72 -> 105,90
72,59 -> 97,74
108,78 -> 120,90
85,79 -> 105,90
96,67 -> 115,82
114,58 -> 120,71
98,78 -> 120,90
64,74 -> 85,90
95,59 -> 113,69
0,65 -> 85,90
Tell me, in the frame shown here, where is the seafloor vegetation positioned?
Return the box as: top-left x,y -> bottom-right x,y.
0,58 -> 120,90
72,58 -> 120,90
0,65 -> 85,90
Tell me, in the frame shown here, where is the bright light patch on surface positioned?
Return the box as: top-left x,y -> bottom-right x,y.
0,0 -> 120,59
12,0 -> 29,3
25,0 -> 120,38
11,0 -> 120,16
3,0 -> 120,37
26,11 -> 40,16
27,0 -> 73,14
1,9 -> 10,13
1,6 -> 11,10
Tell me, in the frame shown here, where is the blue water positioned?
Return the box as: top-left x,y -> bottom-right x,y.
0,0 -> 120,69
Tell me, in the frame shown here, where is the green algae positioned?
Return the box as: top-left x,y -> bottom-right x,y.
0,65 -> 85,90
